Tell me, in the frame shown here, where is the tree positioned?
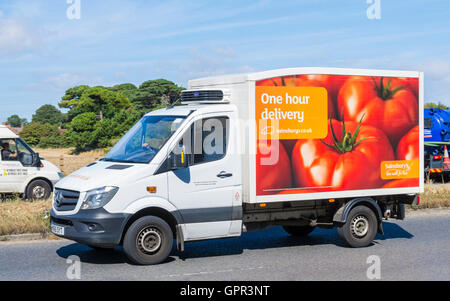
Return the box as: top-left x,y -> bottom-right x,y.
20,123 -> 61,146
59,85 -> 91,122
6,115 -> 28,127
59,86 -> 131,121
425,102 -> 449,110
32,104 -> 65,126
133,79 -> 184,110
110,83 -> 138,101
65,112 -> 98,151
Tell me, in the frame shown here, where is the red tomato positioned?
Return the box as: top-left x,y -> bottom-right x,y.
292,78 -> 336,119
382,178 -> 420,188
281,139 -> 297,156
256,76 -> 295,87
292,119 -> 394,190
396,125 -> 419,160
297,74 -> 349,101
256,140 -> 292,195
337,76 -> 418,145
391,77 -> 419,98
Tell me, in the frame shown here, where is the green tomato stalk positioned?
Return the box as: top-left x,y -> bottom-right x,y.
321,114 -> 378,154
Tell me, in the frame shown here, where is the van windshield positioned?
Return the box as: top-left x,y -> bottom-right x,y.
103,115 -> 186,164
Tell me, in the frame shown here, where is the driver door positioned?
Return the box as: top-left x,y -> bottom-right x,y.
167,112 -> 241,241
0,139 -> 31,193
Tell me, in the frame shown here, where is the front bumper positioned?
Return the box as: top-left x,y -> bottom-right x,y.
50,208 -> 131,248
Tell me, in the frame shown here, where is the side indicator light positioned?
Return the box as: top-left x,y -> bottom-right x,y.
147,186 -> 157,193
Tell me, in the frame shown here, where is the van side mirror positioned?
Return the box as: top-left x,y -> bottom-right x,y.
32,153 -> 41,167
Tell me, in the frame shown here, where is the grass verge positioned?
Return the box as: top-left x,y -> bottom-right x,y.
412,183 -> 450,209
0,199 -> 52,236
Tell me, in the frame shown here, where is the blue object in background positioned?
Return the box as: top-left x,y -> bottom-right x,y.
424,108 -> 450,143
424,108 -> 450,158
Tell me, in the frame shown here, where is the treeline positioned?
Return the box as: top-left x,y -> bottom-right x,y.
424,102 -> 449,110
7,79 -> 184,152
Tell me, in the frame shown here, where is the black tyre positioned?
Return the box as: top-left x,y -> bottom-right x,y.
123,216 -> 173,265
337,205 -> 378,248
26,179 -> 51,201
283,225 -> 315,237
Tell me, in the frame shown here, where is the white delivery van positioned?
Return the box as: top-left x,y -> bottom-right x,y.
51,68 -> 423,265
0,125 -> 63,200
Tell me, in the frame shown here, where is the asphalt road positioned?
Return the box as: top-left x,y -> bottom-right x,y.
1,210 -> 449,281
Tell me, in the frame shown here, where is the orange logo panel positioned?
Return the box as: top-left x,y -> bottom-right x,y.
381,160 -> 420,179
255,86 -> 328,140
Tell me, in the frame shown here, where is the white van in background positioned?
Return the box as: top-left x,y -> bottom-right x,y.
0,125 -> 62,200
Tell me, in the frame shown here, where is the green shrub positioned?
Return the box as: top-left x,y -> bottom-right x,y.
20,123 -> 62,146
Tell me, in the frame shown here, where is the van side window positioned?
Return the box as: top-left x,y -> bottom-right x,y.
0,139 -> 18,161
16,139 -> 34,166
192,116 -> 229,164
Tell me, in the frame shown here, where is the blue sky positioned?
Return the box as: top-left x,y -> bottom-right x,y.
1,0 -> 450,123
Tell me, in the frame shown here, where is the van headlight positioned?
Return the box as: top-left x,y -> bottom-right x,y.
81,186 -> 119,210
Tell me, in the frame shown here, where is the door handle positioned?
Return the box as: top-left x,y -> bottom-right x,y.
217,171 -> 233,178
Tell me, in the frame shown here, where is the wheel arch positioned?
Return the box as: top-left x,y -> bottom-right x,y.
333,197 -> 384,234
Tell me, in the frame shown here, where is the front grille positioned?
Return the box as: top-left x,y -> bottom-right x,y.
181,90 -> 224,102
54,188 -> 80,212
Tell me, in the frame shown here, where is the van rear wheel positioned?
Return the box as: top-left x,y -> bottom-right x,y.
123,216 -> 173,265
337,205 -> 377,248
26,180 -> 51,201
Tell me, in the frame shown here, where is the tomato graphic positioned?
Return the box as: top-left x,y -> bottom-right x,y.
281,139 -> 297,155
292,118 -> 394,190
277,187 -> 331,194
396,125 -> 419,160
256,76 -> 295,87
392,77 -> 419,98
256,140 -> 292,195
383,178 -> 420,188
337,76 -> 418,145
297,74 -> 349,101
292,77 -> 336,119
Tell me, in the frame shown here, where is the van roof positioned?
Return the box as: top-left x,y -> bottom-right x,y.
188,67 -> 421,87
145,103 -> 234,117
0,125 -> 19,139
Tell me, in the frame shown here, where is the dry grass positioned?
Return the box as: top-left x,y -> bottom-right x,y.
35,148 -> 107,176
416,183 -> 450,209
0,199 -> 52,236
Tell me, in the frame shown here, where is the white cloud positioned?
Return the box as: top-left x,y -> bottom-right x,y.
27,73 -> 107,93
0,16 -> 41,55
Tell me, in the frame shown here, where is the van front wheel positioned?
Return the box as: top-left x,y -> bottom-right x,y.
123,216 -> 173,265
26,179 -> 51,201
